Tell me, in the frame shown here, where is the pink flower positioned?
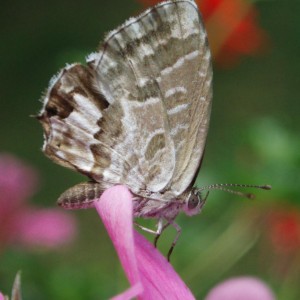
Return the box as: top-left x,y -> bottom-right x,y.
95,186 -> 276,299
205,277 -> 275,300
0,154 -> 76,252
0,293 -> 4,300
95,185 -> 195,299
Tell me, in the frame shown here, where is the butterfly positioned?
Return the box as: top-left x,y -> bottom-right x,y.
37,0 -> 270,259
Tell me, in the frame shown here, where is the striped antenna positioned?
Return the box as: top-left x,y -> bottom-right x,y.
196,183 -> 272,199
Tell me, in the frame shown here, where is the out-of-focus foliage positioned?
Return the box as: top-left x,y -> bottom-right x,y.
1,0 -> 299,299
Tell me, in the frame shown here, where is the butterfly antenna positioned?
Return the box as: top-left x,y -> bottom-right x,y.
196,183 -> 271,199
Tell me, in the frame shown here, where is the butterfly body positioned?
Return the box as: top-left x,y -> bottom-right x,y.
38,0 -> 212,220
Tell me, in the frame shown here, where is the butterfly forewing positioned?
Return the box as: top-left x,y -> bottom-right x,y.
38,0 -> 212,215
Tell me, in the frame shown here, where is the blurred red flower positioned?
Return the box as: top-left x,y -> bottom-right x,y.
0,154 -> 77,252
136,0 -> 267,66
268,208 -> 300,254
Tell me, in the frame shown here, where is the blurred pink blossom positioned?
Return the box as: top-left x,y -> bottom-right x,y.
0,292 -> 4,300
205,277 -> 275,300
0,154 -> 76,252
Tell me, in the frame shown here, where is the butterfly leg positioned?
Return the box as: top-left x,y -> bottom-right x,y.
134,222 -> 160,235
167,220 -> 181,261
134,218 -> 168,247
154,218 -> 170,248
134,218 -> 181,261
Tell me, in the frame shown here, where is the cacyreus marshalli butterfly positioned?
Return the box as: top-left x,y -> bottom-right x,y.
37,0 -> 270,259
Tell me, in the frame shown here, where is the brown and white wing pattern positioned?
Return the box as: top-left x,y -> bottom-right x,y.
38,0 -> 212,211
88,0 -> 212,196
136,0 -> 211,196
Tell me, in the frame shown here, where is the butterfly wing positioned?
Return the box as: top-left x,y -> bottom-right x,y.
160,2 -> 212,196
38,0 -> 211,205
90,0 -> 212,197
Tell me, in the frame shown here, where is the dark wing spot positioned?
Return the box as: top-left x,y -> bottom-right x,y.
46,106 -> 58,117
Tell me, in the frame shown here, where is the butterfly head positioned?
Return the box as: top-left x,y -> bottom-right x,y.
183,188 -> 208,216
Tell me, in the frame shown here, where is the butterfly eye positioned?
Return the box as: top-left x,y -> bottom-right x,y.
187,193 -> 200,210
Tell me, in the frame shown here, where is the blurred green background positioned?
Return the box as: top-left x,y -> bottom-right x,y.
1,0 -> 300,299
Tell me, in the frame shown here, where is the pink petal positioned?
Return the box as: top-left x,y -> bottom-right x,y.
95,186 -> 141,296
111,283 -> 143,300
205,277 -> 275,300
95,185 -> 195,300
0,292 -> 4,300
135,232 -> 194,299
15,208 -> 76,248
